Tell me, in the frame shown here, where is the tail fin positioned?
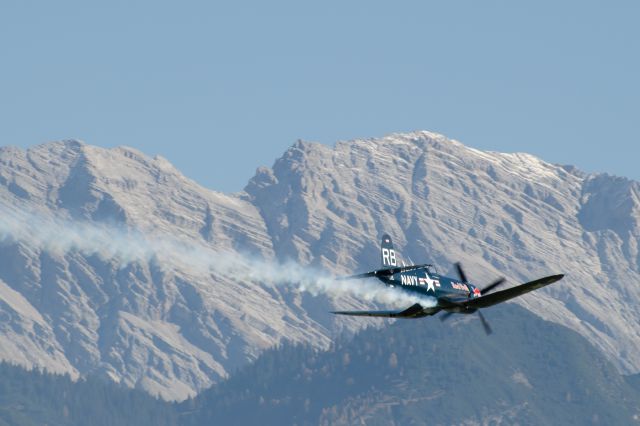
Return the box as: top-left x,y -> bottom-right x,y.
380,234 -> 398,267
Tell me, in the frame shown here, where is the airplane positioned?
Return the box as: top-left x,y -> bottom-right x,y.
332,234 -> 564,334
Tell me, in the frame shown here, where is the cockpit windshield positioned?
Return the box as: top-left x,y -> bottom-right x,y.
426,264 -> 438,275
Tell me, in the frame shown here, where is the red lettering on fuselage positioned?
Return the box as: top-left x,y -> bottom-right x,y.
451,282 -> 469,292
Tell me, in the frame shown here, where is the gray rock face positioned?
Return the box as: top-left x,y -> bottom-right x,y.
0,132 -> 638,400
0,142 -> 330,400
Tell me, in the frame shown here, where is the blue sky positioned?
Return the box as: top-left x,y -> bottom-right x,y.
1,1 -> 638,192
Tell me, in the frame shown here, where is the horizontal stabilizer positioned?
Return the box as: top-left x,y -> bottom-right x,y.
332,303 -> 426,318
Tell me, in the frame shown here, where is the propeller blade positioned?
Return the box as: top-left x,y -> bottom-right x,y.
439,311 -> 455,322
480,277 -> 505,295
478,311 -> 492,335
455,262 -> 468,283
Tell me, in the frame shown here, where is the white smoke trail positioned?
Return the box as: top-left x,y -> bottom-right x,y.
0,206 -> 436,309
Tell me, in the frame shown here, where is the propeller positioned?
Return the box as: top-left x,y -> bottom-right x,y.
440,310 -> 493,335
454,262 -> 468,283
480,277 -> 505,295
439,311 -> 455,322
478,311 -> 492,335
455,262 -> 505,297
441,262 -> 505,335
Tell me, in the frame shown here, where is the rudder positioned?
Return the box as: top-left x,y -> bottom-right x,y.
380,234 -> 398,267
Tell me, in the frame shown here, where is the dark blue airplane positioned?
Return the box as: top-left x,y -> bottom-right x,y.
333,234 -> 564,334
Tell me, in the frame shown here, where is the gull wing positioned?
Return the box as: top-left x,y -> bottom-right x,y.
464,274 -> 564,309
332,303 -> 426,318
338,264 -> 431,280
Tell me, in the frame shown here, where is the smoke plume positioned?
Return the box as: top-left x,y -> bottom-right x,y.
0,206 -> 435,309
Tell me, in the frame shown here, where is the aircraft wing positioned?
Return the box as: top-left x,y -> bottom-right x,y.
339,264 -> 432,280
464,274 -> 564,309
332,303 -> 426,318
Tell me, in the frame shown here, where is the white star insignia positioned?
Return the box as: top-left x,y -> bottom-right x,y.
425,273 -> 436,292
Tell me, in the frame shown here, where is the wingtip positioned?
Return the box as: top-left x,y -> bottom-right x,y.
544,274 -> 565,284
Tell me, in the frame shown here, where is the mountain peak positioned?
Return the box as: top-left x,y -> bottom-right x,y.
1,132 -> 640,402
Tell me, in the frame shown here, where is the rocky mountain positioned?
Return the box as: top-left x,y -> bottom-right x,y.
0,132 -> 638,400
244,133 -> 640,373
0,141 -> 333,400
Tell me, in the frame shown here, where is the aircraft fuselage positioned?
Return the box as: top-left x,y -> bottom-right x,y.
381,269 -> 481,314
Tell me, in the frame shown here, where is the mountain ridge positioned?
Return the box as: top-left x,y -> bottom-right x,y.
242,131 -> 640,373
0,131 -> 638,400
